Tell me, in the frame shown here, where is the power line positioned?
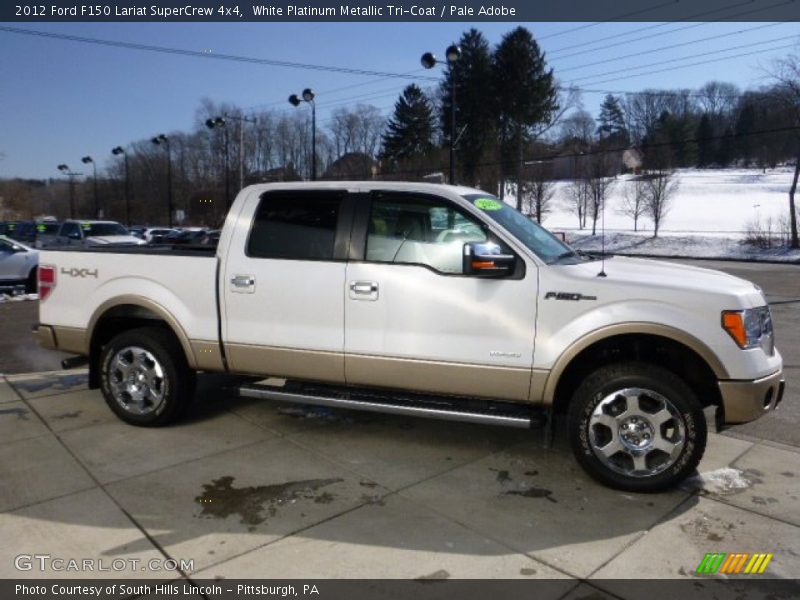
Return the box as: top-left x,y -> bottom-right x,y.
548,0 -> 794,61
568,35 -> 800,84
0,25 -> 439,82
556,22 -> 791,74
536,0 -> 683,41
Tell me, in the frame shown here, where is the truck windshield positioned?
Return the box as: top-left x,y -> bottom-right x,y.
462,194 -> 577,264
81,223 -> 129,237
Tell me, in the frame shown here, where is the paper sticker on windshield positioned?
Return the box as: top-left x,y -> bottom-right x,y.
37,224 -> 46,232
473,198 -> 503,211
81,223 -> 92,229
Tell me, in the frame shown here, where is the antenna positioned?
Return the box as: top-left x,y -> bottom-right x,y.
597,176 -> 607,278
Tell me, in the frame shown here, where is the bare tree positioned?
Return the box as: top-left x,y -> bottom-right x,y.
520,162 -> 556,223
564,173 -> 590,229
618,177 -> 648,232
643,170 -> 678,237
586,153 -> 615,235
769,53 -> 800,249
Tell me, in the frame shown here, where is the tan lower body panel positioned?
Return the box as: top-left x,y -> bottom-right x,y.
226,344 -> 345,384
346,353 -> 539,402
52,326 -> 87,355
190,340 -> 226,372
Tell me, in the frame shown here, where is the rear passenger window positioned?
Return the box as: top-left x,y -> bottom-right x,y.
248,193 -> 343,260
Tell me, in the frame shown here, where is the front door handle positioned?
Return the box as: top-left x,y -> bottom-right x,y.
349,280 -> 379,301
230,274 -> 255,293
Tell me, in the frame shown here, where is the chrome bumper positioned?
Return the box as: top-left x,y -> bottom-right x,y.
718,370 -> 785,425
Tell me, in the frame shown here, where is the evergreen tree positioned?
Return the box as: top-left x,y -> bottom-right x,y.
439,29 -> 495,186
493,27 -> 558,210
597,94 -> 629,146
695,114 -> 715,167
381,84 -> 435,166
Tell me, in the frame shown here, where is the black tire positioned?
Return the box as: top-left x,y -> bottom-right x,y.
26,267 -> 37,294
567,361 -> 706,492
98,326 -> 196,426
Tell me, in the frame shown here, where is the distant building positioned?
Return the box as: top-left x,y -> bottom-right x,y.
322,153 -> 377,180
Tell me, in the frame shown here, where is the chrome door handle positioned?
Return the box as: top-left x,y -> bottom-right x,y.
349,281 -> 379,301
231,275 -> 255,287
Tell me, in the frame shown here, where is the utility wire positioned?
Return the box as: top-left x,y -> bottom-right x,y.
0,25 -> 439,82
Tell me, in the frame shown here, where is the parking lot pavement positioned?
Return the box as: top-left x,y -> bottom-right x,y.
0,369 -> 798,588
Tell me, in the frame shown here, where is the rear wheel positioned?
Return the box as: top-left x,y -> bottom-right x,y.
99,327 -> 195,426
567,362 -> 706,492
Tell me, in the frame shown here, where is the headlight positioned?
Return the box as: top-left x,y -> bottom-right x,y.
722,307 -> 774,354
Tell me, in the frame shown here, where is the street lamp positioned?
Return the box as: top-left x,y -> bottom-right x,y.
111,146 -> 131,227
151,134 -> 174,228
81,156 -> 99,218
57,164 -> 81,219
205,117 -> 231,211
421,44 -> 461,185
289,88 -> 316,181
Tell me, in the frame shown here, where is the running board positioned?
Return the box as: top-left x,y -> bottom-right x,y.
239,381 -> 545,429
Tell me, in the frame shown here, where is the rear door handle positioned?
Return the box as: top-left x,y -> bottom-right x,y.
230,274 -> 255,293
349,280 -> 379,301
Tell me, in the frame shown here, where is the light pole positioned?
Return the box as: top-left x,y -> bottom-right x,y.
205,117 -> 231,211
151,134 -> 173,227
112,146 -> 131,227
81,156 -> 99,218
57,164 -> 81,219
421,44 -> 461,185
289,89 -> 316,181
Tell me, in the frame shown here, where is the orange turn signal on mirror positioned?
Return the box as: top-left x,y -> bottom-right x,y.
471,261 -> 496,269
722,311 -> 746,348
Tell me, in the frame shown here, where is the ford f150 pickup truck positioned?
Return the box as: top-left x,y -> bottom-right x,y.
34,182 -> 785,491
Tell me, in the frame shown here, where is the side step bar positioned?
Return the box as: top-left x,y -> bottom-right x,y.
239,381 -> 545,429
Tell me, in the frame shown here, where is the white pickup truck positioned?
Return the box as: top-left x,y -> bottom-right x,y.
34,182 -> 784,491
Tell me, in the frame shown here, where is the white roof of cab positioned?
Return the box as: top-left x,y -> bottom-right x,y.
242,181 -> 488,198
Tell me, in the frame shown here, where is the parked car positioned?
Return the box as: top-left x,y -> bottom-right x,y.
143,228 -> 179,244
129,226 -> 147,240
34,182 -> 784,492
199,229 -> 221,246
163,228 -> 208,245
0,235 -> 38,292
3,220 -> 36,244
54,220 -> 146,247
33,221 -> 62,248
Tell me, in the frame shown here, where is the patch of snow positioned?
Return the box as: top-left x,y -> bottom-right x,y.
0,293 -> 38,303
681,467 -> 753,495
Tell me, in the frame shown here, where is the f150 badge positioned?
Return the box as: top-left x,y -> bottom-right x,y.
61,267 -> 98,278
544,291 -> 597,301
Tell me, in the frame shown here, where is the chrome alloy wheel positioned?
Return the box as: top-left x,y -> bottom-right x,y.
588,387 -> 686,477
108,346 -> 166,416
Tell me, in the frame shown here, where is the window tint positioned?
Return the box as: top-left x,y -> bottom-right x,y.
61,223 -> 80,237
248,193 -> 343,260
366,197 -> 488,274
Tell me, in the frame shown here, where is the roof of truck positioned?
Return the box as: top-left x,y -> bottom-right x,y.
242,181 -> 487,197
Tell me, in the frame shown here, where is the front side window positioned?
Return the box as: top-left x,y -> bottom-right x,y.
81,223 -> 129,237
248,192 -> 343,260
366,196 -> 489,274
61,223 -> 80,238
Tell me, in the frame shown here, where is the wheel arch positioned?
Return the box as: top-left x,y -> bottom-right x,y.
87,295 -> 197,388
545,323 -> 727,413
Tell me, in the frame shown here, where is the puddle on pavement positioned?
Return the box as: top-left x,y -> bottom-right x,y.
0,407 -> 30,420
195,475 -> 343,527
52,411 -> 83,420
679,512 -> 739,543
503,487 -> 557,503
12,373 -> 87,394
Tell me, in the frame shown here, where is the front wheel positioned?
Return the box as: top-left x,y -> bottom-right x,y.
567,362 -> 707,492
99,327 -> 196,426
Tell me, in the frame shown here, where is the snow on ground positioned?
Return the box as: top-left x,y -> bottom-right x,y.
532,167 -> 800,262
0,293 -> 38,303
542,167 -> 795,234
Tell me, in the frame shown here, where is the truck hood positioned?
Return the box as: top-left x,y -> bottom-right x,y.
85,235 -> 145,246
564,256 -> 765,307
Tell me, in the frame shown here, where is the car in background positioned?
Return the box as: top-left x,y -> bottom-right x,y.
143,227 -> 179,244
163,228 -> 208,245
199,229 -> 221,246
55,220 -> 147,247
33,221 -> 62,248
129,225 -> 147,240
0,235 -> 38,293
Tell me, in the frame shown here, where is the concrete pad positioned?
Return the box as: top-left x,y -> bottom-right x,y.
105,437 -> 381,573
0,435 -> 95,512
27,388 -> 118,433
592,496 -> 800,581
59,409 -> 273,484
697,433 -> 754,471
7,369 -> 88,400
287,412 -> 527,490
0,488 -> 171,579
0,380 -> 20,404
200,493 -> 573,580
0,401 -> 50,445
400,439 -> 692,579
722,444 -> 800,526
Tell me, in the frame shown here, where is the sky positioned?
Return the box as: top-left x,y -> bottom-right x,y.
0,20 -> 798,179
